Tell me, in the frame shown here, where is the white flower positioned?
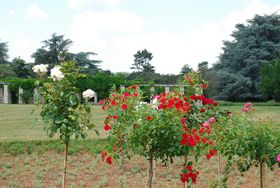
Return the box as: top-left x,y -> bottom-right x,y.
50,66 -> 64,81
83,89 -> 95,99
32,64 -> 48,74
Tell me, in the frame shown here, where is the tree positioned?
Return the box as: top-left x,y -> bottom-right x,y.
131,49 -> 155,72
180,64 -> 192,75
213,13 -> 280,101
66,52 -> 101,74
11,57 -> 31,78
0,39 -> 9,64
32,33 -> 72,68
197,61 -> 208,79
260,57 -> 280,101
0,64 -> 16,78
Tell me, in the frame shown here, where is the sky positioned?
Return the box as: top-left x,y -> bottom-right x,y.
0,0 -> 280,74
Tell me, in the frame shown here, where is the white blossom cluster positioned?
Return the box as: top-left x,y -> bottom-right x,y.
50,66 -> 64,81
82,89 -> 95,100
32,64 -> 48,74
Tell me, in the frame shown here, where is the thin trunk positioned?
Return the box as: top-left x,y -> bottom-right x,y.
153,157 -> 156,181
184,156 -> 188,188
62,142 -> 69,188
218,151 -> 221,176
260,162 -> 265,188
147,154 -> 154,188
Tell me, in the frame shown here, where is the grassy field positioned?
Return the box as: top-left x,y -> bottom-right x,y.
0,103 -> 279,141
0,104 -> 107,141
0,103 -> 279,187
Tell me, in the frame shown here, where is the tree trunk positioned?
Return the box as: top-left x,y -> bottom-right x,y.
153,157 -> 156,181
218,151 -> 221,176
184,155 -> 188,188
62,142 -> 69,188
147,154 -> 154,188
260,162 -> 265,188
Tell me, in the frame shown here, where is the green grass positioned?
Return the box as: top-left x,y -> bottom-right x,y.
0,104 -> 106,141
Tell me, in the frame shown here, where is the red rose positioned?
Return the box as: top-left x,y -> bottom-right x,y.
121,104 -> 128,110
106,156 -> 112,164
104,124 -> 111,131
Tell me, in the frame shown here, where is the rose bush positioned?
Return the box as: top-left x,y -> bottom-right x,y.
101,72 -> 222,187
33,57 -> 97,187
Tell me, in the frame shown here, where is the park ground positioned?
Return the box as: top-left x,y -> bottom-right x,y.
0,104 -> 279,188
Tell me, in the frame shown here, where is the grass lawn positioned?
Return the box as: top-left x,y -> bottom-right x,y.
0,104 -> 106,141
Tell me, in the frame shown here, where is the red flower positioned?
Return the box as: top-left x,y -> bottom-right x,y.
206,154 -> 212,159
131,85 -> 136,89
121,104 -> 128,110
213,102 -> 218,106
111,100 -> 117,106
186,165 -> 192,171
190,94 -> 197,101
112,115 -> 119,119
180,139 -> 187,145
201,138 -> 207,143
123,92 -> 129,97
200,108 -> 205,113
133,124 -> 139,128
106,156 -> 112,164
101,151 -> 107,161
187,136 -> 196,147
104,124 -> 111,131
133,93 -> 138,97
209,149 -> 216,155
201,84 -> 207,89
146,116 -> 152,121
102,106 -> 106,111
98,101 -> 104,105
182,133 -> 188,139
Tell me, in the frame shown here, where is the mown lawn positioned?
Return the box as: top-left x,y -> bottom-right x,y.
0,104 -> 106,141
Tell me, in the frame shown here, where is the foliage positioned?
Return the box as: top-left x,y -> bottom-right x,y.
0,39 -> 9,64
32,33 -> 73,69
260,56 -> 280,101
180,64 -> 193,75
101,72 -> 222,186
66,52 -> 102,75
131,49 -> 155,72
0,64 -> 16,78
213,13 -> 280,101
34,60 -> 96,143
11,57 -> 32,78
216,103 -> 280,184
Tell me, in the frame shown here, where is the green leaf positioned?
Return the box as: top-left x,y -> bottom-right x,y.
69,95 -> 79,107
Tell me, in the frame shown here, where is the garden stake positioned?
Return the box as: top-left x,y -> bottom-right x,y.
62,142 -> 69,188
147,154 -> 154,188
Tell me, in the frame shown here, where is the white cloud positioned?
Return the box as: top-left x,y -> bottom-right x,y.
25,4 -> 48,22
67,0 -> 91,9
68,0 -> 280,74
9,34 -> 33,62
9,10 -> 16,16
94,0 -> 122,6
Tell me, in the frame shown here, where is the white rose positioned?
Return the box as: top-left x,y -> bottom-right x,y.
32,64 -> 48,74
50,66 -> 64,81
83,89 -> 95,99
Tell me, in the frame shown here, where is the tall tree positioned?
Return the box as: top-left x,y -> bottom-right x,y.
0,39 -> 9,64
32,33 -> 72,68
197,61 -> 208,79
131,49 -> 155,72
260,57 -> 280,101
66,52 -> 101,74
180,64 -> 192,75
213,13 -> 280,101
11,57 -> 31,78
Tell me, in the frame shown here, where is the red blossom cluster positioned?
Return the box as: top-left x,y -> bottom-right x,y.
157,93 -> 191,113
101,151 -> 112,164
99,85 -> 140,112
181,167 -> 199,183
189,94 -> 218,106
206,149 -> 216,159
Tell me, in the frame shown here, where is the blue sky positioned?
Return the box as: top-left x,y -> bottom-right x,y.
1,0 -> 280,74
